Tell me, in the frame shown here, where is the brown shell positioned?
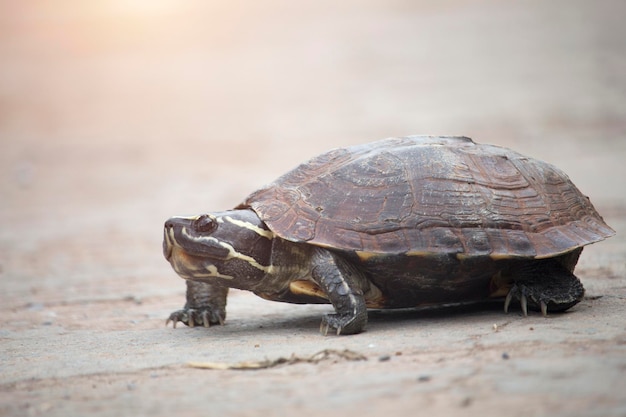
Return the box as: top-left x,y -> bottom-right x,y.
239,136 -> 614,259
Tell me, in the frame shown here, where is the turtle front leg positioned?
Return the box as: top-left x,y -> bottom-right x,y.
167,281 -> 229,328
505,259 -> 585,317
311,248 -> 368,335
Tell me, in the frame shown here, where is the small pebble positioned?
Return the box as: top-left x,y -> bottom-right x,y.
502,352 -> 510,360
26,302 -> 45,311
460,397 -> 473,407
123,295 -> 142,305
417,375 -> 431,382
378,355 -> 391,362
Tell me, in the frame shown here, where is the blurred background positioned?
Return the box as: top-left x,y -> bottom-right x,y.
1,0 -> 625,305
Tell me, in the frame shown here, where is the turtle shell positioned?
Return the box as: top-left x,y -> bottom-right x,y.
238,136 -> 615,259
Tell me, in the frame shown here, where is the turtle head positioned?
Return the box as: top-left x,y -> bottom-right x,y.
163,209 -> 274,289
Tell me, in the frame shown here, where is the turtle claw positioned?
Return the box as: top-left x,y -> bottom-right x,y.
319,321 -> 343,336
504,284 -> 532,317
201,310 -> 211,328
166,308 -> 225,328
520,294 -> 528,317
320,316 -> 338,336
320,322 -> 330,336
504,290 -> 513,313
319,312 -> 366,336
503,284 -> 550,317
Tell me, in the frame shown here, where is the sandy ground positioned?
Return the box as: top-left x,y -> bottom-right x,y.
1,1 -> 625,416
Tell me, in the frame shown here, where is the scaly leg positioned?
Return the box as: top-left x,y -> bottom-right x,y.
504,259 -> 585,317
311,248 -> 368,335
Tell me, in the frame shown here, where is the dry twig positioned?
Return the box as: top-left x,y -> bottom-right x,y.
188,349 -> 367,370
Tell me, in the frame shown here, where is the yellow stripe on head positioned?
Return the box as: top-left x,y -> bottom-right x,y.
224,216 -> 274,240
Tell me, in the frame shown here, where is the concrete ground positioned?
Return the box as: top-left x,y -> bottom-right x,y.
1,1 -> 625,416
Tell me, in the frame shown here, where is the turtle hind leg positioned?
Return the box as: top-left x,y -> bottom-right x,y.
505,259 -> 585,317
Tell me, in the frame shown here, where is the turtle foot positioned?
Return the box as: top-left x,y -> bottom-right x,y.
504,261 -> 585,317
166,307 -> 225,328
319,312 -> 367,336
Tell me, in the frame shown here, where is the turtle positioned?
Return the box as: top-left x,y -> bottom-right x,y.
163,135 -> 614,335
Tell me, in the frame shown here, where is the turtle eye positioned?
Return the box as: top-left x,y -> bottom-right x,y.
193,215 -> 217,233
